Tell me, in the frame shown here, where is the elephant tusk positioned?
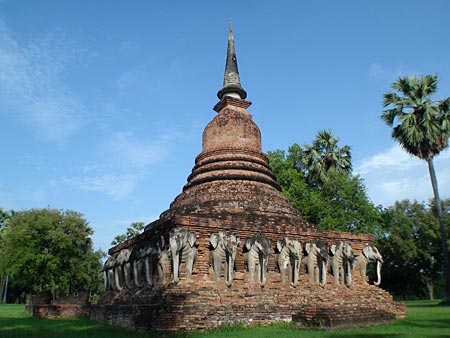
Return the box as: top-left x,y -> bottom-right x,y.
374,260 -> 382,286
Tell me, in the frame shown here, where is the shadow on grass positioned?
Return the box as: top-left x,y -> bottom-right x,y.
0,316 -> 172,338
403,318 -> 450,330
406,303 -> 447,308
405,300 -> 450,308
326,335 -> 402,338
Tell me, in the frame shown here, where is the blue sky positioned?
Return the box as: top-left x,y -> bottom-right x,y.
1,1 -> 449,251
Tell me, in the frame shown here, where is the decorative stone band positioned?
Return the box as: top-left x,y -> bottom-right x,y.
184,148 -> 280,191
194,148 -> 270,165
213,96 -> 252,112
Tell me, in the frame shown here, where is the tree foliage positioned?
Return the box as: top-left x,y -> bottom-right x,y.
382,74 -> 450,303
0,208 -> 104,298
288,130 -> 352,188
111,221 -> 145,246
267,131 -> 380,234
377,199 -> 449,300
382,75 -> 450,161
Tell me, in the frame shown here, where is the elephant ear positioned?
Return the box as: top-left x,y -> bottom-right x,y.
244,238 -> 253,251
305,242 -> 311,254
210,233 -> 220,249
362,244 -> 371,258
235,235 -> 241,247
188,232 -> 197,247
330,244 -> 337,255
159,235 -> 165,249
276,239 -> 284,253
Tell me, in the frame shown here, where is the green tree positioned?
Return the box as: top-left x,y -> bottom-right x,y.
0,208 -> 103,300
268,137 -> 380,234
382,74 -> 450,303
314,168 -> 381,233
289,130 -> 352,188
111,221 -> 145,246
0,208 -> 14,303
377,200 -> 442,300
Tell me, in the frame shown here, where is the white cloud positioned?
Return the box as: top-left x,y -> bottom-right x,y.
357,146 -> 421,174
0,20 -> 84,142
62,173 -> 143,200
116,59 -> 180,96
355,145 -> 450,207
92,214 -> 158,251
368,63 -> 386,81
62,129 -> 179,199
102,131 -> 170,169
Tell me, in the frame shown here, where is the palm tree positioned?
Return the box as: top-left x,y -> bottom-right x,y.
382,74 -> 450,304
295,130 -> 352,187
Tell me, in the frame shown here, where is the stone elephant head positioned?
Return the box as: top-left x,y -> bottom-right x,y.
103,252 -> 119,291
330,241 -> 354,287
354,244 -> 383,285
169,228 -> 197,284
210,231 -> 241,286
129,236 -> 167,287
115,247 -> 133,290
304,240 -> 328,287
244,233 -> 271,288
276,237 -> 302,287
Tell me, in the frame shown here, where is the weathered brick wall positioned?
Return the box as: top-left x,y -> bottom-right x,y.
100,212 -> 402,332
93,271 -> 404,332
26,291 -> 91,318
28,304 -> 90,319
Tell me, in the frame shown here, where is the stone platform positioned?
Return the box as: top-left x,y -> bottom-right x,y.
92,270 -> 405,332
93,212 -> 405,332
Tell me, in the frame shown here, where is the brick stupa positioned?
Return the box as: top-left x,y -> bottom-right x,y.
92,22 -> 405,332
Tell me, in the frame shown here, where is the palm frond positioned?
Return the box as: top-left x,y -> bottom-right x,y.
438,97 -> 450,113
422,74 -> 438,96
381,108 -> 400,126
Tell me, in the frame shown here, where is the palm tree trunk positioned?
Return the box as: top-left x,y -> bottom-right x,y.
427,158 -> 450,304
426,281 -> 434,300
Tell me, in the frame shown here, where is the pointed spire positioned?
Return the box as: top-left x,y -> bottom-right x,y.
217,19 -> 247,100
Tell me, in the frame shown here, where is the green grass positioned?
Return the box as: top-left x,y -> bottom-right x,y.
0,300 -> 449,337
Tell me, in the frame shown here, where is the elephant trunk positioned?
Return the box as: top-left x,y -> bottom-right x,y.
319,260 -> 327,287
374,260 -> 382,286
171,247 -> 180,284
133,260 -> 141,287
345,260 -> 352,287
144,256 -> 154,286
290,258 -> 299,287
259,256 -> 267,288
114,267 -> 123,291
102,270 -> 108,290
108,270 -> 114,290
124,263 -> 132,289
225,255 -> 234,287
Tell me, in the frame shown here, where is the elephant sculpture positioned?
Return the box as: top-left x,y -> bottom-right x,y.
103,252 -> 119,290
115,247 -> 133,290
244,233 -> 271,287
330,241 -> 354,287
275,237 -> 302,287
353,244 -> 383,285
169,228 -> 198,284
130,236 -> 167,287
209,231 -> 241,286
304,240 -> 328,287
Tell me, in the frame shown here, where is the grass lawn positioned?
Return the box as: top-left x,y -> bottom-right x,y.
0,300 -> 449,337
